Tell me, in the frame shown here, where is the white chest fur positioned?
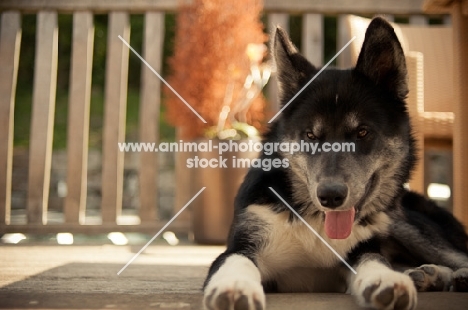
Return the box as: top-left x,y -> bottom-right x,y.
245,204 -> 391,291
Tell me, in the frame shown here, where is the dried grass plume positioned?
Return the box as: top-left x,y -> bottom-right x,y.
165,0 -> 267,140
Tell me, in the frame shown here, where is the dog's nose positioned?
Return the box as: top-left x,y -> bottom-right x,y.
317,183 -> 348,208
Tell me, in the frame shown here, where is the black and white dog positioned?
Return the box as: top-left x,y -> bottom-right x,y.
203,17 -> 468,310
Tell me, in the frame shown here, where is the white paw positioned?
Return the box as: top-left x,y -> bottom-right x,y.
204,254 -> 265,310
204,279 -> 265,310
352,268 -> 417,310
404,264 -> 452,291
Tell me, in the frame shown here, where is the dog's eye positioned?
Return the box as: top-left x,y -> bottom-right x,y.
306,131 -> 317,140
357,128 -> 368,139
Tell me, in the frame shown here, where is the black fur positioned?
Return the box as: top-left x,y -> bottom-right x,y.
203,17 -> 468,310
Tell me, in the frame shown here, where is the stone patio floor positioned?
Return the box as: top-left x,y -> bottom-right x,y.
1,244 -> 467,309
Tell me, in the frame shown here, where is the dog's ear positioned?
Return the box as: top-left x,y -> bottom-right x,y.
355,17 -> 408,100
273,27 -> 316,103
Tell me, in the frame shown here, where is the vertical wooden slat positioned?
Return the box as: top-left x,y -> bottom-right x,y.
301,13 -> 323,66
268,13 -> 289,31
337,15 -> 352,68
0,11 -> 21,225
138,12 -> 164,222
409,15 -> 428,25
267,13 -> 289,115
27,11 -> 58,224
443,15 -> 452,25
384,15 -> 395,22
451,2 -> 468,228
64,12 -> 94,224
101,12 -> 130,223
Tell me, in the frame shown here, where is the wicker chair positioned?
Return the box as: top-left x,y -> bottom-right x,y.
342,15 -> 454,195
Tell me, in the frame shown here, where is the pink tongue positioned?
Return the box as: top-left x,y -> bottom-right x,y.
324,208 -> 355,239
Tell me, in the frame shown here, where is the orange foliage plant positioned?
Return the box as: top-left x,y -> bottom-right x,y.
165,0 -> 267,140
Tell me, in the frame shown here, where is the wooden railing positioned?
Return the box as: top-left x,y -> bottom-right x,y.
0,0 -> 448,235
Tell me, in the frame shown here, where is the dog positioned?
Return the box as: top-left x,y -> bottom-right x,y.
203,17 -> 468,310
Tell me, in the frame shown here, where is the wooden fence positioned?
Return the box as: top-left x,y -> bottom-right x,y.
0,0 -> 449,235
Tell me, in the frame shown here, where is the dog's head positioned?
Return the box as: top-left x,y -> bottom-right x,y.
271,17 -> 416,239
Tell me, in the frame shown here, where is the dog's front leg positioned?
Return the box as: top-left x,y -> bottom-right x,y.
204,253 -> 265,310
349,253 -> 417,310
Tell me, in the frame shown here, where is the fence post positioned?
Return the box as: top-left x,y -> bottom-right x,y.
138,12 -> 164,222
101,12 -> 130,223
302,14 -> 323,66
0,11 -> 21,225
27,11 -> 58,224
64,12 -> 94,224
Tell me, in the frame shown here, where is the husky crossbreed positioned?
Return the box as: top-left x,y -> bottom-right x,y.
203,17 -> 468,310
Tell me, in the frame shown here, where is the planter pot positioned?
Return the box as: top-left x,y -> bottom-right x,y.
190,138 -> 259,244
